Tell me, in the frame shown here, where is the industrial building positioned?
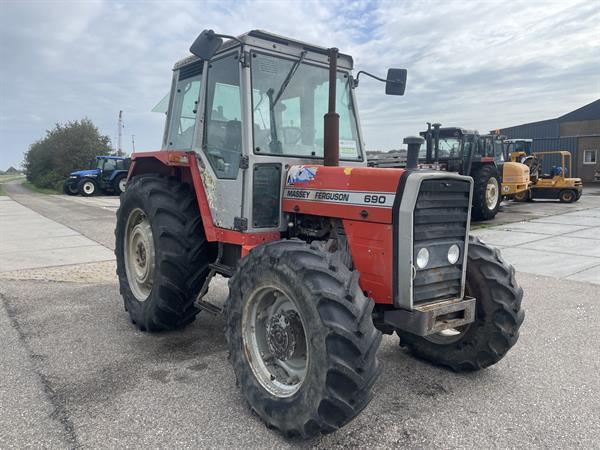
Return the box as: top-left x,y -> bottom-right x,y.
494,99 -> 600,182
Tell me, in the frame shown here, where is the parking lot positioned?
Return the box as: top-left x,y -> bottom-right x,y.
1,181 -> 599,448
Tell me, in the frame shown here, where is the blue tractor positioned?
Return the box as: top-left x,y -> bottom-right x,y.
63,156 -> 130,196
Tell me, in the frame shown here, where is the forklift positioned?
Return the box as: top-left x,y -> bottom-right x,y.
513,151 -> 583,202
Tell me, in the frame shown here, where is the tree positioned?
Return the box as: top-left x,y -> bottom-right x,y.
23,119 -> 112,189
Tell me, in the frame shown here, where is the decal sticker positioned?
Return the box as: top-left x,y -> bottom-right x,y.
283,188 -> 395,208
286,166 -> 318,185
343,167 -> 353,175
339,139 -> 358,158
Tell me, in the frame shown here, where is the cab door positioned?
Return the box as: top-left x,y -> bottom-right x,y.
196,51 -> 246,230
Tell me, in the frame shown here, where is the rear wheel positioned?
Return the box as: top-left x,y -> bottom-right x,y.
78,178 -> 97,197
225,240 -> 381,438
115,174 -> 213,331
113,174 -> 127,194
513,190 -> 530,202
559,189 -> 576,203
471,165 -> 501,221
397,236 -> 524,371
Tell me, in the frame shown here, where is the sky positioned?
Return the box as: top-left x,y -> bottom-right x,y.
0,0 -> 598,169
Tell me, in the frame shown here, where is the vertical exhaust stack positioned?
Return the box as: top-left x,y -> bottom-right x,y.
323,48 -> 340,166
404,136 -> 423,169
432,123 -> 441,164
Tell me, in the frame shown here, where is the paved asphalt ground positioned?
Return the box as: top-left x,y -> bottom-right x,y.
1,181 -> 599,448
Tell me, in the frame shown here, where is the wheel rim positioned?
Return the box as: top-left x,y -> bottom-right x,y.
83,181 -> 95,195
123,208 -> 155,302
424,326 -> 468,344
118,178 -> 127,193
485,178 -> 499,210
242,285 -> 308,398
562,191 -> 573,202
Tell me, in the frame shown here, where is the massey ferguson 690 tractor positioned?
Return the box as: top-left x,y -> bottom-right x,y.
116,30 -> 524,438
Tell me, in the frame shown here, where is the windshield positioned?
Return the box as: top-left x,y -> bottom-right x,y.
95,159 -> 103,169
251,52 -> 362,160
437,138 -> 462,158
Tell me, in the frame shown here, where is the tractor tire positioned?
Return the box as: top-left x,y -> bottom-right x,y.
115,174 -> 212,331
471,165 -> 501,221
559,189 -> 577,203
513,190 -> 530,202
78,178 -> 98,197
397,236 -> 524,371
113,174 -> 127,195
225,240 -> 381,439
63,180 -> 78,195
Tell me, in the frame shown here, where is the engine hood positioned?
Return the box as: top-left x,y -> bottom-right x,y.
70,169 -> 100,177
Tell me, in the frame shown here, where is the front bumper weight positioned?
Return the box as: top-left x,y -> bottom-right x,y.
383,297 -> 476,336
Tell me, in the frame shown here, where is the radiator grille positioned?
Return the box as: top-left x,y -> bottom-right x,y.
413,179 -> 470,304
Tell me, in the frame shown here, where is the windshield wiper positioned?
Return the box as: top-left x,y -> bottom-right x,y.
268,51 -> 307,153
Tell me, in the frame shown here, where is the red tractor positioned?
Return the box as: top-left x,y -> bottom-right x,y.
116,30 -> 524,438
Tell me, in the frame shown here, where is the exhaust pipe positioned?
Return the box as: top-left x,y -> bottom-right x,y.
432,123 -> 441,164
404,136 -> 423,169
323,48 -> 339,166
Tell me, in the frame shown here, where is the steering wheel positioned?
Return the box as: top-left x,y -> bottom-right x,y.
282,127 -> 302,145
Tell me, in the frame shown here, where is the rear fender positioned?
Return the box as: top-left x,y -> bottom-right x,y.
127,151 -> 279,253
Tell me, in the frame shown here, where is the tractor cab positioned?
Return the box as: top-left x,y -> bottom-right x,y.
504,138 -> 533,159
158,30 -> 374,231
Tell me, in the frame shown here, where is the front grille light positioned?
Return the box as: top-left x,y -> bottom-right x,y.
416,247 -> 429,269
447,244 -> 460,264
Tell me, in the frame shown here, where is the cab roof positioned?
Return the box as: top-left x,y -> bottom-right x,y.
173,29 -> 354,72
97,155 -> 128,160
419,127 -> 478,138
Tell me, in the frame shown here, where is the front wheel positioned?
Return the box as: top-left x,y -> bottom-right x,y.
397,236 -> 524,371
225,240 -> 381,439
63,180 -> 78,195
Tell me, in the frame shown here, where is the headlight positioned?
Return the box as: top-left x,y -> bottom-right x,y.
416,248 -> 429,269
448,244 -> 460,264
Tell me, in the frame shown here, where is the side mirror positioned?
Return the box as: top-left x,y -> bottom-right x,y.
189,29 -> 223,60
385,68 -> 407,96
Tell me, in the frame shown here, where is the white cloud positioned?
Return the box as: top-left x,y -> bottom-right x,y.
0,0 -> 598,167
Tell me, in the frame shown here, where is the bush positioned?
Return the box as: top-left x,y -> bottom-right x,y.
23,119 -> 112,189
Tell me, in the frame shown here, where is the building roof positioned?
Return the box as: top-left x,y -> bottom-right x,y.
557,99 -> 600,122
492,99 -> 600,135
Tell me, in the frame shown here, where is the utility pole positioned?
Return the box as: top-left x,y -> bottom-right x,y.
131,134 -> 136,154
117,110 -> 124,156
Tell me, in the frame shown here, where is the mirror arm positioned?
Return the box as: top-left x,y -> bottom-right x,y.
212,33 -> 243,46
353,70 -> 394,88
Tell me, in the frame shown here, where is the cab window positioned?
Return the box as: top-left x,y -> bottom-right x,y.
103,159 -> 117,171
167,61 -> 203,150
251,53 -> 361,160
203,54 -> 242,179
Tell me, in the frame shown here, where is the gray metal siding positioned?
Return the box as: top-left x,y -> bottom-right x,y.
531,137 -> 578,177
